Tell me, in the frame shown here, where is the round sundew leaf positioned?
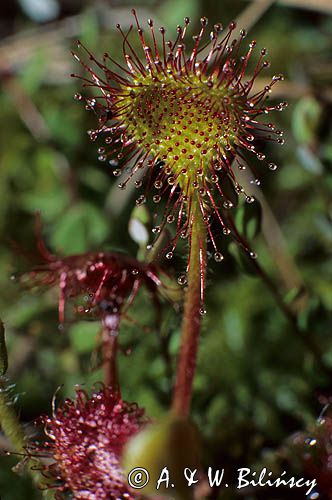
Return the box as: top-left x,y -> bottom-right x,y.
73,13 -> 285,264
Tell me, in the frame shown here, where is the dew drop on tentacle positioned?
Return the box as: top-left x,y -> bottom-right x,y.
87,130 -> 98,141
305,437 -> 317,447
87,98 -> 96,108
177,274 -> 187,285
136,195 -> 146,206
214,252 -> 224,262
223,200 -> 233,209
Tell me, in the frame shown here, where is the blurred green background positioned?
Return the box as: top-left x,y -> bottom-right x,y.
0,0 -> 332,498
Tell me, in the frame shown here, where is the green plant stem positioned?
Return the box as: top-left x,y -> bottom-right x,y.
0,378 -> 52,498
172,207 -> 207,417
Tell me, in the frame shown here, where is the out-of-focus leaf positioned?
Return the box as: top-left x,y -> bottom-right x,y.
80,7 -> 99,48
43,105 -> 81,148
315,215 -> 332,243
20,147 -> 70,216
298,297 -> 331,334
235,199 -> 262,241
284,287 -> 305,305
228,242 -> 257,276
69,322 -> 99,354
5,298 -> 51,328
21,189 -> 69,218
158,0 -> 199,30
292,96 -> 322,145
20,49 -> 47,94
322,144 -> 332,164
296,145 -> 323,175
20,50 -> 47,93
78,167 -> 110,193
51,202 -> 109,253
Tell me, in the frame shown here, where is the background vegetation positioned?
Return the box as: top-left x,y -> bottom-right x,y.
0,0 -> 331,498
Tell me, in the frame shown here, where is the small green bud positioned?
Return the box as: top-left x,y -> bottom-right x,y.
122,415 -> 200,499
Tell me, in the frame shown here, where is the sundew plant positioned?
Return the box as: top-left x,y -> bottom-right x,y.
0,4 -> 332,500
